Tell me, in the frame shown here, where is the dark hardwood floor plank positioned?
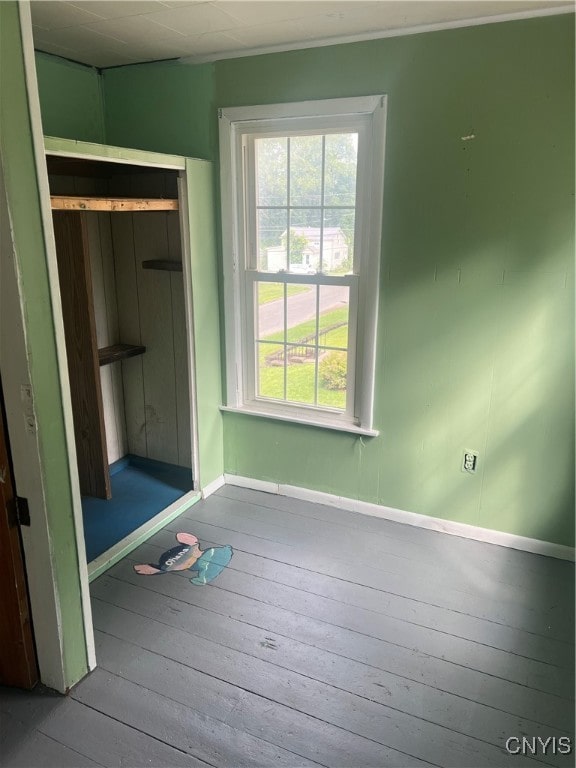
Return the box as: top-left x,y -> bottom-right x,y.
212,566 -> 571,697
0,685 -> 206,768
124,537 -> 573,697
91,574 -> 574,740
3,487 -> 570,768
0,710 -> 103,768
92,618 -> 574,768
214,487 -> 574,593
132,535 -> 572,669
42,696 -> 209,768
0,684 -> 69,722
96,562 -> 574,726
90,599 -> 553,768
215,487 -> 571,575
94,630 -> 437,768
180,496 -> 574,623
180,496 -> 554,605
1,728 -> 101,767
164,515 -> 573,642
71,667 -> 323,768
91,588 -> 573,743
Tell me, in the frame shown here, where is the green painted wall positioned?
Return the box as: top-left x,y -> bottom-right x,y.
214,15 -> 574,547
35,64 -> 223,487
1,3 -> 89,685
100,61 -> 222,484
35,14 -> 574,547
34,51 -> 104,143
102,60 -> 214,159
185,159 -> 224,487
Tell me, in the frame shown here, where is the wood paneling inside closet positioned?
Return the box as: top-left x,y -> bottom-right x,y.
49,166 -> 192,478
52,211 -> 111,499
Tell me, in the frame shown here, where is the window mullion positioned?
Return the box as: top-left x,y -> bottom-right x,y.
319,135 -> 326,274
286,137 -> 291,272
244,137 -> 258,271
314,284 -> 320,406
347,275 -> 359,422
283,282 -> 287,400
244,270 -> 257,403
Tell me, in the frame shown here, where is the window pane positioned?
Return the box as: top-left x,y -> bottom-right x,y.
317,285 -> 348,410
286,345 -> 316,405
323,208 -> 355,275
318,284 -> 349,346
324,133 -> 358,207
286,283 -> 318,404
290,135 -> 322,207
257,342 -> 285,400
256,138 -> 287,206
255,283 -> 349,409
286,208 -> 322,272
257,208 -> 287,271
256,282 -> 285,341
286,283 -> 316,343
318,350 -> 347,409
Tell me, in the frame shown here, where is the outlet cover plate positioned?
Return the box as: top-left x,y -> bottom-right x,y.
462,450 -> 478,473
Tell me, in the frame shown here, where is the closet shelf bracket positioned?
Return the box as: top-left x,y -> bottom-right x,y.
142,260 -> 183,272
98,344 -> 146,366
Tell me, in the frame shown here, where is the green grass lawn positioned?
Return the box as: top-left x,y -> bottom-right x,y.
258,283 -> 310,304
257,306 -> 349,409
259,362 -> 347,409
261,306 -> 348,346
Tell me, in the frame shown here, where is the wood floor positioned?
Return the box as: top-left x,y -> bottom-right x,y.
1,485 -> 574,767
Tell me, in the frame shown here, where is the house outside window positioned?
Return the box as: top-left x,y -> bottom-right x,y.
266,227 -> 348,273
219,96 -> 386,435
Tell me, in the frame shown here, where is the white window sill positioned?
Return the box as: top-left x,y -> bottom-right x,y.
220,405 -> 379,437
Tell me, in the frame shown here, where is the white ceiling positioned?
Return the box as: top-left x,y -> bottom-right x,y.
30,0 -> 574,69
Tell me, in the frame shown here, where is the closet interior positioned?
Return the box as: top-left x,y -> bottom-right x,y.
47,155 -> 196,564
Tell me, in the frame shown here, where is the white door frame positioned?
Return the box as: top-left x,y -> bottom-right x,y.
1,1 -> 96,691
43,141 -> 203,580
9,2 -> 202,689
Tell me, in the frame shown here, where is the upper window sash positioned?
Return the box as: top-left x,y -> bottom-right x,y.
238,118 -> 371,276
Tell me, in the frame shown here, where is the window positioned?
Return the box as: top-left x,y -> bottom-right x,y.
219,96 -> 386,435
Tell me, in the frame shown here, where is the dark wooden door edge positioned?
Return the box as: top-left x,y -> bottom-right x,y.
0,380 -> 39,689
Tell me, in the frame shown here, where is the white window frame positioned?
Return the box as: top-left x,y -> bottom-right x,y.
219,96 -> 386,436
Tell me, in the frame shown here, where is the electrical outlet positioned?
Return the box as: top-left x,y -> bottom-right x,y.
462,450 -> 478,473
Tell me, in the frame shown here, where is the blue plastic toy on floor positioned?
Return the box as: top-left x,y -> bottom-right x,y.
133,532 -> 233,585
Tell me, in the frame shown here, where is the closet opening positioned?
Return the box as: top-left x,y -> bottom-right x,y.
46,154 -> 199,574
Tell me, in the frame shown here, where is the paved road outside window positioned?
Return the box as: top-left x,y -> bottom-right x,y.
258,285 -> 348,337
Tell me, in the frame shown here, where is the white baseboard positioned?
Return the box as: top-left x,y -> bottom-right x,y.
223,474 -> 575,562
202,474 -> 225,498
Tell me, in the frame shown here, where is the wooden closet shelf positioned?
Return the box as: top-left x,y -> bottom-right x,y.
98,344 -> 146,366
142,260 -> 183,272
51,195 -> 179,212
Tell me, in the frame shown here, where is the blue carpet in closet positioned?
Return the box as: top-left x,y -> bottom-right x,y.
82,454 -> 193,563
